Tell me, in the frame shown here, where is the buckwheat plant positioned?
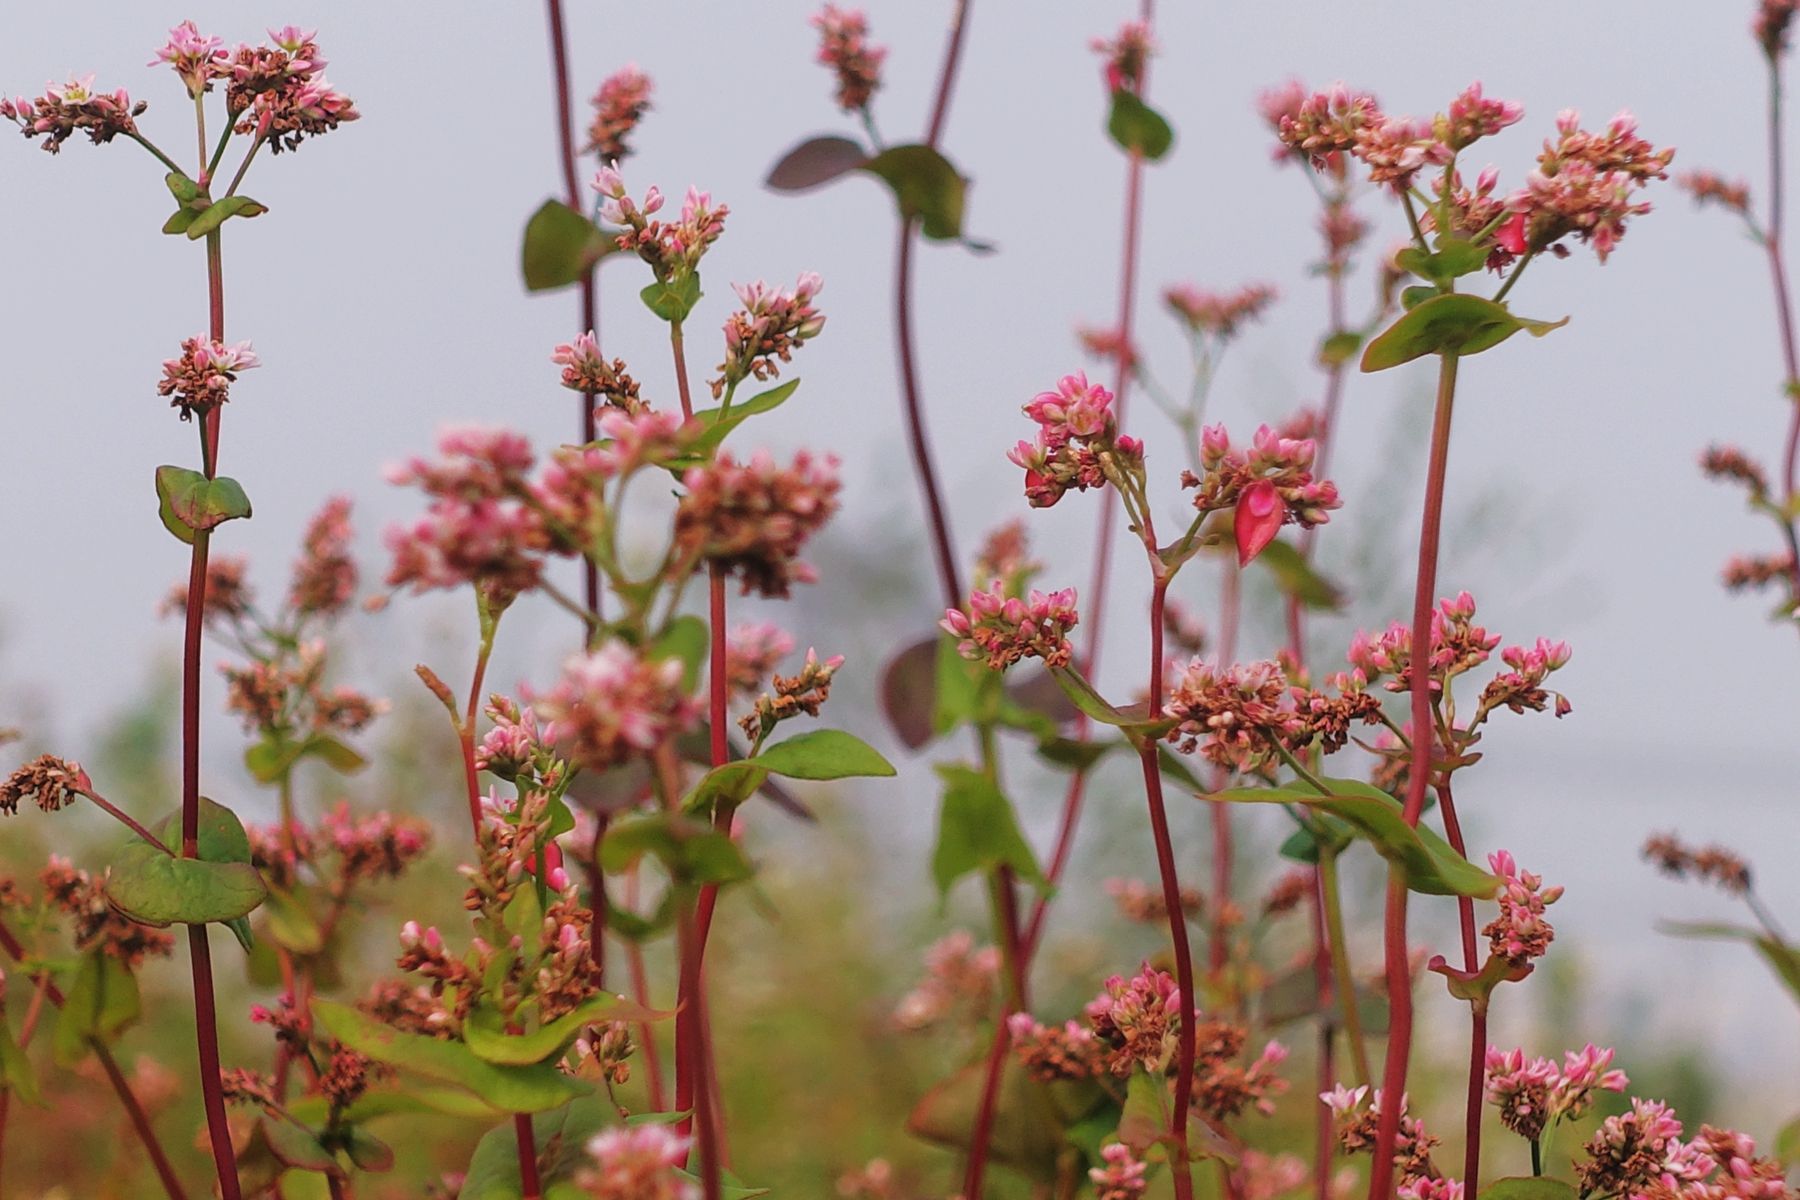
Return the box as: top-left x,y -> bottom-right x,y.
5,20 -> 356,1198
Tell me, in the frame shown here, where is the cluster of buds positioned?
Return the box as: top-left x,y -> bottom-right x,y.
941,581 -> 1080,671
1104,877 -> 1203,924
1758,0 -> 1800,60
1008,371 -> 1143,509
1085,964 -> 1182,1074
738,648 -> 844,742
476,694 -> 567,788
289,496 -> 358,617
585,64 -> 652,161
156,336 -> 260,420
533,410 -> 701,551
1190,1030 -> 1290,1121
551,333 -> 645,413
385,426 -> 548,606
1006,1013 -> 1104,1082
574,1022 -> 636,1087
224,26 -> 358,153
1722,552 -> 1797,592
0,754 -> 88,815
1338,592 -> 1503,696
1163,283 -> 1279,339
1163,657 -> 1382,772
38,855 -> 176,968
1263,868 -> 1313,917
1435,82 -> 1525,152
1186,424 -> 1340,564
1092,20 -> 1155,95
219,640 -> 384,736
1680,170 -> 1753,216
575,1125 -> 698,1200
2,75 -> 144,153
676,449 -> 841,598
1641,833 -> 1753,896
1476,638 -> 1574,720
1397,1182 -> 1464,1200
529,642 -> 700,774
811,5 -> 886,114
724,622 -> 796,698
1574,1100 -> 1705,1199
972,520 -> 1040,591
1483,1044 -> 1628,1140
593,167 -> 728,283
891,931 -> 999,1032
1483,850 -> 1563,965
710,273 -> 827,398
1504,109 -> 1674,264
1321,1085 -> 1442,1188
1701,444 -> 1771,499
249,803 -> 429,893
1089,1144 -> 1150,1200
151,21 -> 229,96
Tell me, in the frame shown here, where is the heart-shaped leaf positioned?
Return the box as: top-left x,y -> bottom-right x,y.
1107,91 -> 1176,161
860,144 -> 966,241
462,993 -> 669,1067
103,797 -> 269,928
155,466 -> 252,543
931,764 -> 1048,898
765,135 -> 870,192
1361,293 -> 1567,372
521,199 -> 617,292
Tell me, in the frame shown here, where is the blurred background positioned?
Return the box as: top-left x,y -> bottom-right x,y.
1,1 -> 1797,1194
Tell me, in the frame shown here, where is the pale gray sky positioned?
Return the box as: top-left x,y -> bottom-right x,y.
2,1 -> 1796,1120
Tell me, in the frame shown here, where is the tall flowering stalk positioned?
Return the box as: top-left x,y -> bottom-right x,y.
5,22 -> 358,1197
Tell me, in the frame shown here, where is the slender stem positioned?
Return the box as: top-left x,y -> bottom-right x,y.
180,227 -> 242,1200
1437,782 -> 1486,1187
76,788 -> 173,854
1318,849 -> 1372,1086
923,0 -> 973,149
962,1015 -> 1014,1200
127,131 -> 185,176
328,1176 -> 349,1200
1759,57 -> 1800,601
1370,352 -> 1460,1200
1143,576 -> 1197,1200
623,866 -> 668,1111
1531,1139 -> 1543,1178
677,906 -> 722,1200
542,0 -> 604,617
1311,867 -> 1336,1200
457,616 -> 496,836
513,1113 -> 543,1200
893,221 -> 962,607
222,135 -> 262,199
670,321 -> 696,420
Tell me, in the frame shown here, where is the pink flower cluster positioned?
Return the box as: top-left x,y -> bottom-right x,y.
151,21 -> 228,96
1084,963 -> 1182,1075
2,75 -> 143,153
724,622 -> 795,698
1505,109 -> 1674,263
1009,371 -> 1143,508
941,582 -> 1080,671
1187,423 -> 1340,529
1337,592 -> 1501,696
1398,1181 -> 1465,1200
1163,283 -> 1279,338
1163,657 -> 1381,771
1757,0 -> 1800,60
811,5 -> 886,113
1089,1144 -> 1150,1200
1484,1043 -> 1628,1140
1574,1100 -> 1792,1200
711,273 -> 827,397
676,449 -> 841,598
892,930 -> 999,1031
289,495 -> 357,617
156,336 -> 260,420
1005,1012 -> 1103,1082
1679,170 -> 1752,215
385,426 -> 546,605
1091,20 -> 1156,95
529,642 -> 700,773
576,1125 -> 698,1200
1484,850 -> 1564,965
1276,81 -> 1518,191
585,64 -> 652,162
1321,1085 -> 1441,1187
1478,637 -> 1574,719
551,332 -> 643,412
224,26 -> 357,154
593,167 -> 729,281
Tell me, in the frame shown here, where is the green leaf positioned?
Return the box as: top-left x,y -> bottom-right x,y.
155,466 -> 252,543
52,950 -> 141,1068
765,134 -> 870,192
1117,1069 -> 1166,1153
906,1057 -> 1064,1183
1106,91 -> 1176,161
1395,237 -> 1489,284
0,1011 -> 41,1106
1478,1179 -> 1578,1200
314,1001 -> 591,1114
460,1098 -> 615,1199
1209,781 -> 1498,898
1034,736 -> 1112,773
682,380 -> 801,461
333,1086 -> 502,1122
930,765 -> 1048,898
600,812 -> 753,886
245,732 -> 365,782
185,194 -> 268,240
463,993 -> 668,1066
672,1170 -> 770,1199
1659,921 -> 1800,1006
749,729 -> 895,781
1048,667 -> 1172,738
1776,1114 -> 1800,1163
1317,330 -> 1364,368
104,797 -> 269,927
521,199 -> 615,292
934,633 -> 989,737
1250,539 -> 1344,610
162,208 -> 199,235
1361,293 -> 1567,372
649,616 -> 709,692
1400,284 -> 1436,311
164,171 -> 202,203
860,144 -> 967,241
343,1127 -> 395,1173
261,885 -> 325,955
640,273 -> 702,323
263,1116 -> 343,1177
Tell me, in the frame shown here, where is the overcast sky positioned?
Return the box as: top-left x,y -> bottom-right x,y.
3,1 -> 1797,1119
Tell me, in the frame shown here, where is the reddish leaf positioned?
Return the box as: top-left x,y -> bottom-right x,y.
765,135 -> 869,193
1234,479 -> 1283,567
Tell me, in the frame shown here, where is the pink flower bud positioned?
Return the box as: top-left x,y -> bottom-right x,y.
1234,479 -> 1285,566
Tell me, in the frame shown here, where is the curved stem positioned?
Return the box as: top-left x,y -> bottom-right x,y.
1318,849 -> 1371,1087
1370,351 -> 1460,1200
893,222 -> 963,607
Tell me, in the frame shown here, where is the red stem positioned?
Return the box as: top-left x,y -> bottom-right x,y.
542,0 -> 604,615
1437,783 -> 1485,1187
1142,576 -> 1197,1200
1370,351 -> 1459,1200
677,909 -> 722,1200
513,1113 -> 543,1200
1311,868 -> 1336,1200
623,867 -> 668,1111
961,1018 -> 1013,1199
183,228 -> 242,1200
